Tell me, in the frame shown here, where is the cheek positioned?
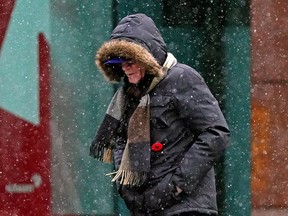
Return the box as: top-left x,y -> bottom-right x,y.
135,72 -> 143,81
139,68 -> 146,78
132,66 -> 144,75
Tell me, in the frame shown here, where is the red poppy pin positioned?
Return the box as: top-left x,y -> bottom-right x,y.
151,142 -> 163,152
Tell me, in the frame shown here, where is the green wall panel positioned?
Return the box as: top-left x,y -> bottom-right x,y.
222,26 -> 251,216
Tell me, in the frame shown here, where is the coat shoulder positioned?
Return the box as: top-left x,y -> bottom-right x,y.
166,63 -> 204,83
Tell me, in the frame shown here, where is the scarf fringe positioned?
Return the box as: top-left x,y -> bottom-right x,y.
108,170 -> 148,186
102,148 -> 113,163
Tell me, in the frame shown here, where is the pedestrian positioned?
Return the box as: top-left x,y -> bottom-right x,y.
90,13 -> 230,216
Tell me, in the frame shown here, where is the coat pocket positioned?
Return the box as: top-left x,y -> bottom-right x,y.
144,173 -> 180,211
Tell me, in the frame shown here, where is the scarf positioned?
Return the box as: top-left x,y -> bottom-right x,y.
90,53 -> 177,186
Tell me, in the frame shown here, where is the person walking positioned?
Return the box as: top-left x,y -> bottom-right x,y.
90,13 -> 230,216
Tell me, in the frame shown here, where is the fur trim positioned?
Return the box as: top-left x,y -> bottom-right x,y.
96,40 -> 162,82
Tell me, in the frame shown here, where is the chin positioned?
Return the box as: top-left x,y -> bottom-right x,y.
129,79 -> 140,84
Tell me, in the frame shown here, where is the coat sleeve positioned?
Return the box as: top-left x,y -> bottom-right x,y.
171,66 -> 230,194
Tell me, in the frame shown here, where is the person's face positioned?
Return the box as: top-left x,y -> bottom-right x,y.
121,61 -> 146,84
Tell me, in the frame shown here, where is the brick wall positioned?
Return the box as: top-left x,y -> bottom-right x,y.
251,0 -> 288,209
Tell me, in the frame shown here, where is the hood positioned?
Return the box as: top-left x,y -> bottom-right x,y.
96,13 -> 167,82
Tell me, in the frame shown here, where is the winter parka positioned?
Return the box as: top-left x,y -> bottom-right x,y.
92,13 -> 230,216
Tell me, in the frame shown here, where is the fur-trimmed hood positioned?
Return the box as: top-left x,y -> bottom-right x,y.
95,14 -> 167,82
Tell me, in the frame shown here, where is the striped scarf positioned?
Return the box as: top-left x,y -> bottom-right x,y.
90,53 -> 177,186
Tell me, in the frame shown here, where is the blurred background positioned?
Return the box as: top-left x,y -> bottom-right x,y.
0,0 -> 287,215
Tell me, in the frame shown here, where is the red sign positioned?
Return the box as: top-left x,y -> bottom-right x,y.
0,31 -> 51,216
